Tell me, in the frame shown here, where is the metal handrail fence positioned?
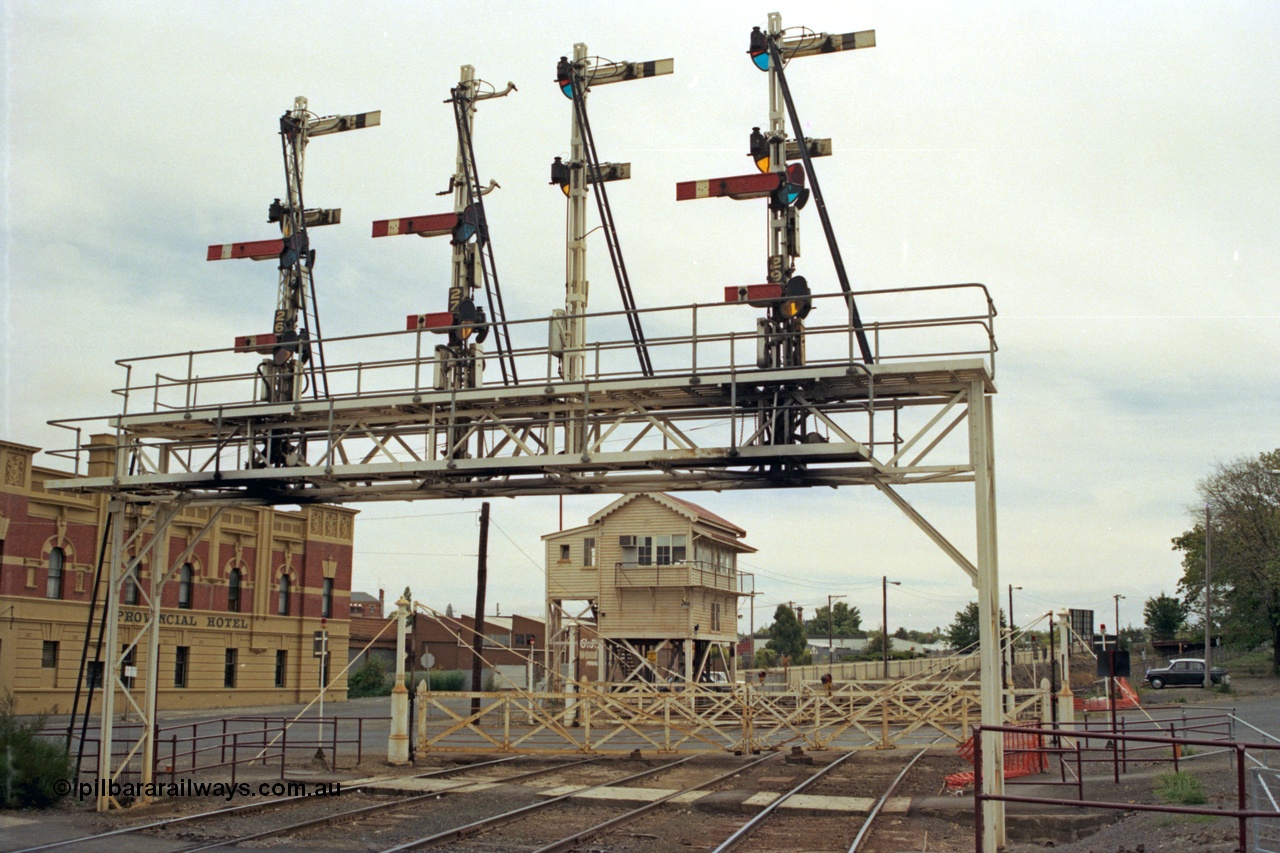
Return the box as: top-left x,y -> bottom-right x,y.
45,283 -> 997,474
974,722 -> 1280,853
49,714 -> 386,782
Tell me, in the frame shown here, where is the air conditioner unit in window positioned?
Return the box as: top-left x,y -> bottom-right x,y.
619,535 -> 637,548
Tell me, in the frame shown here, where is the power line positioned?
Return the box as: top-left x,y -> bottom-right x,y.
357,510 -> 480,522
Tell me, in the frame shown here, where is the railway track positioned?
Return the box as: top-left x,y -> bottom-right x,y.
374,748 -> 932,853
10,755 -> 592,853
20,749 -> 941,853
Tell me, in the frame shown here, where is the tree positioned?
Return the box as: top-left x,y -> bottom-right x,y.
766,604 -> 807,659
1143,593 -> 1189,641
864,630 -> 892,656
945,602 -> 1007,652
1172,450 -> 1280,673
804,601 -> 863,636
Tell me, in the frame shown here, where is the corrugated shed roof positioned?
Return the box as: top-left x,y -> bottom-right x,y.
664,494 -> 746,536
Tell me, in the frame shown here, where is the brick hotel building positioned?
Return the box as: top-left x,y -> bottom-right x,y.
0,438 -> 356,714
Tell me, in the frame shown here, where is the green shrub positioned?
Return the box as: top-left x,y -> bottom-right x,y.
0,691 -> 72,808
428,670 -> 465,691
1155,771 -> 1207,805
753,649 -> 779,669
347,659 -> 391,698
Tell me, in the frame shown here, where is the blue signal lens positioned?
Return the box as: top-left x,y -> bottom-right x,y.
751,52 -> 771,72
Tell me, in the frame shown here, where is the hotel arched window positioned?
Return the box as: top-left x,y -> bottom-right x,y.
228,569 -> 242,613
278,575 -> 291,616
124,572 -> 139,605
178,563 -> 193,609
321,578 -> 333,619
46,548 -> 65,599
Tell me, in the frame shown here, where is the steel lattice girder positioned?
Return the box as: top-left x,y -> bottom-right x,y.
50,359 -> 992,505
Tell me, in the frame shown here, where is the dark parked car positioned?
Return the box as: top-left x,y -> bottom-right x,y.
1143,658 -> 1229,689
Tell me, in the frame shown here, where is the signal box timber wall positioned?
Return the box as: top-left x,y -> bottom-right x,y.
543,493 -> 753,683
0,438 -> 357,714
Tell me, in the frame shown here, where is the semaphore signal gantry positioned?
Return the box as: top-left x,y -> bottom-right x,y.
46,17 -> 1008,847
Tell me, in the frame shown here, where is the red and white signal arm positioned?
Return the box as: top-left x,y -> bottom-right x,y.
725,284 -> 783,307
406,312 -> 456,332
207,239 -> 283,261
234,333 -> 278,354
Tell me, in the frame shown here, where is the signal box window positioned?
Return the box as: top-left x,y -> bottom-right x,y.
583,538 -> 596,567
559,544 -> 570,562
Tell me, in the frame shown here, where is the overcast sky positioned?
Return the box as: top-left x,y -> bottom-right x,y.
2,2 -> 1278,637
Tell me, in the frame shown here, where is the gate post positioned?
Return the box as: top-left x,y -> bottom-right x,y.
388,591 -> 411,765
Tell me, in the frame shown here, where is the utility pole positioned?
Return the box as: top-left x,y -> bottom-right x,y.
882,577 -> 900,679
1004,584 -> 1020,709
1113,594 -> 1124,649
1204,503 -> 1213,689
470,502 -> 491,715
827,594 -> 846,665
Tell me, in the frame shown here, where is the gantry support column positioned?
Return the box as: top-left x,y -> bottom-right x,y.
970,380 -> 1004,851
97,500 -> 222,811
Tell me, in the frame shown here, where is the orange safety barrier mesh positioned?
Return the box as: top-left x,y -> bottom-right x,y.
945,721 -> 1049,789
1082,677 -> 1141,712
